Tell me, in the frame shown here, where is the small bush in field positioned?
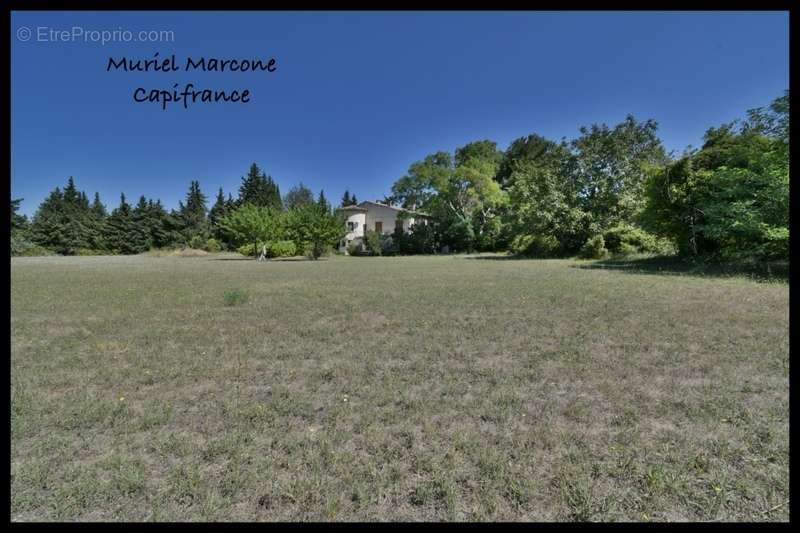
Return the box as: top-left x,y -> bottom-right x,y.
602,223 -> 674,256
204,238 -> 222,253
268,240 -> 296,258
223,288 -> 248,306
237,243 -> 257,257
188,235 -> 206,250
511,234 -> 560,258
579,235 -> 609,259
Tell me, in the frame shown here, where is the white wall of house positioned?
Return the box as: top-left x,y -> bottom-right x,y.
363,202 -> 416,235
338,201 -> 423,253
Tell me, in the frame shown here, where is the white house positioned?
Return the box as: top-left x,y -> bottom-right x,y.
338,200 -> 428,253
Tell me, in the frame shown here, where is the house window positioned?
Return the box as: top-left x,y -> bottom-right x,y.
395,219 -> 404,232
347,221 -> 357,231
375,221 -> 383,233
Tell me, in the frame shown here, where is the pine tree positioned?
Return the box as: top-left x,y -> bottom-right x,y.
317,190 -> 330,213
238,163 -> 283,210
209,188 -> 227,243
104,193 -> 137,254
29,178 -> 96,254
351,194 -> 358,205
177,180 -> 208,242
11,198 -> 28,232
91,192 -> 107,218
341,190 -> 352,207
130,195 -> 154,253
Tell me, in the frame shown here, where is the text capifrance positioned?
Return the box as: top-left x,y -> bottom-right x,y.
106,53 -> 277,110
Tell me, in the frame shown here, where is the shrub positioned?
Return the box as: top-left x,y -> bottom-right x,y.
602,223 -> 674,256
204,238 -> 222,253
223,288 -> 248,306
510,234 -> 560,258
11,235 -> 55,257
188,235 -> 206,250
237,243 -> 257,257
346,239 -> 363,256
363,230 -> 383,256
268,240 -> 296,258
578,235 -> 609,259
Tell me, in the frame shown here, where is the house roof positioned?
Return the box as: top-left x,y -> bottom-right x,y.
339,204 -> 368,212
357,200 -> 430,217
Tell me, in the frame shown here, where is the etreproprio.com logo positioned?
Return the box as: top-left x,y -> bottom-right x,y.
16,26 -> 175,45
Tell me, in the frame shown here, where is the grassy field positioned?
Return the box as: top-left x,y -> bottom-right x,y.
10,253 -> 789,521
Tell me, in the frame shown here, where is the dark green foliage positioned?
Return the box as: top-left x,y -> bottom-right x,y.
340,190 -> 356,207
510,234 -> 561,258
641,92 -> 789,262
394,221 -> 437,255
238,163 -> 282,210
175,181 -> 208,244
29,179 -> 100,255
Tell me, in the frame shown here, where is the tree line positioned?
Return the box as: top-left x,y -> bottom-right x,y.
385,91 -> 788,262
11,91 -> 788,263
10,163 -> 345,259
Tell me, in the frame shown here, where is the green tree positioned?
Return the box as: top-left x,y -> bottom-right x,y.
103,193 -> 137,254
176,180 -> 208,243
238,163 -> 283,210
571,115 -> 669,232
641,92 -> 789,261
217,204 -> 285,260
284,204 -> 345,259
284,183 -> 315,211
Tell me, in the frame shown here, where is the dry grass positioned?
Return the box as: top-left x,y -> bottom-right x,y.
10,253 -> 789,521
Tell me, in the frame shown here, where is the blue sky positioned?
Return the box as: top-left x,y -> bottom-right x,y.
11,11 -> 789,217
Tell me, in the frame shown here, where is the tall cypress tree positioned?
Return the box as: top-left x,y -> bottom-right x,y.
209,187 -> 231,244
340,190 -> 352,207
317,190 -> 330,213
178,180 -> 208,242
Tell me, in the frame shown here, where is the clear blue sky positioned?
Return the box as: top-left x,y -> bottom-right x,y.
11,11 -> 789,217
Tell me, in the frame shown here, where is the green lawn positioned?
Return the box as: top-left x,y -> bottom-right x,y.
10,253 -> 789,521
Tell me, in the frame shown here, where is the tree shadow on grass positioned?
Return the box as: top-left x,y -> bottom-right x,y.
574,255 -> 789,283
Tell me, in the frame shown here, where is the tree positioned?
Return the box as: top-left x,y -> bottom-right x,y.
238,163 -> 283,210
341,190 -> 353,207
90,192 -> 107,219
317,190 -> 330,213
284,183 -> 315,211
209,187 -> 232,245
641,92 -> 789,261
284,203 -> 345,259
11,198 -> 28,232
29,178 -> 97,254
176,180 -> 208,243
217,204 -> 285,260
103,193 -> 137,254
571,115 -> 669,232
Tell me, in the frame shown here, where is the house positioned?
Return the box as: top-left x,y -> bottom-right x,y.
338,200 -> 428,253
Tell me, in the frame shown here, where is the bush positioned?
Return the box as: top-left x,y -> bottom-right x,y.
363,230 -> 383,256
188,235 -> 207,250
510,234 -> 560,258
11,235 -> 54,257
602,223 -> 674,256
578,235 -> 609,259
346,239 -> 363,256
268,240 -> 296,258
237,243 -> 257,257
204,238 -> 222,253
223,288 -> 248,306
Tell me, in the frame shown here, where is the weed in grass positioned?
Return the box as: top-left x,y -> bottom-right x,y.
223,288 -> 249,306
